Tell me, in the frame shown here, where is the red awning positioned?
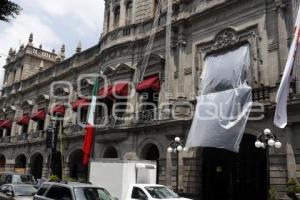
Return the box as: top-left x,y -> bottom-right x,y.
136,75 -> 160,93
31,109 -> 46,121
51,104 -> 66,115
0,120 -> 12,129
16,114 -> 30,125
108,83 -> 129,97
98,85 -> 112,97
72,98 -> 90,111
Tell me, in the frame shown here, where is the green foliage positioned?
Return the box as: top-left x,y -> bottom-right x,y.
287,178 -> 300,199
49,175 -> 60,182
62,176 -> 76,182
0,0 -> 22,22
269,187 -> 278,200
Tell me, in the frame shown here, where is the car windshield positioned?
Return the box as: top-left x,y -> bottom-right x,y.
145,186 -> 179,199
15,185 -> 37,196
74,187 -> 113,200
12,175 -> 35,184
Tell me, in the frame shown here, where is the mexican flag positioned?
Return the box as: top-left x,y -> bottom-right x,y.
82,77 -> 99,166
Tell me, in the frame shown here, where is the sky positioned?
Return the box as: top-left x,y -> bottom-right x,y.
0,0 -> 105,87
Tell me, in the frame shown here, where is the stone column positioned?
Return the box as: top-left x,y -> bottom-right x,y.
109,4 -> 114,32
177,36 -> 186,97
119,0 -> 126,27
42,162 -> 49,178
25,162 -> 31,174
277,5 -> 289,74
285,126 -> 297,178
166,151 -> 172,187
5,159 -> 14,172
64,162 -> 70,178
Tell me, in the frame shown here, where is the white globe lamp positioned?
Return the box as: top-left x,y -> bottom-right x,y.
264,128 -> 271,135
268,139 -> 275,147
177,145 -> 183,152
175,137 -> 180,142
275,141 -> 282,149
167,147 -> 173,153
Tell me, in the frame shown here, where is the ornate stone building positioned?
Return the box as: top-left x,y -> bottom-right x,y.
0,0 -> 300,199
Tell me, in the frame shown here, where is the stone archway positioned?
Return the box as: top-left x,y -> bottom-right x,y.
15,154 -> 27,173
140,143 -> 160,183
68,149 -> 87,181
0,154 -> 5,172
30,153 -> 43,179
103,146 -> 119,158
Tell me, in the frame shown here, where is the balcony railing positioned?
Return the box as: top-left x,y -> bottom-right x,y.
0,130 -> 46,146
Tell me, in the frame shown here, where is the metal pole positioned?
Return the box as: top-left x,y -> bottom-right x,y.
266,146 -> 270,199
176,152 -> 179,193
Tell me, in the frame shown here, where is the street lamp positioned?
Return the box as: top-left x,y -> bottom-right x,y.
255,128 -> 281,197
167,137 -> 188,193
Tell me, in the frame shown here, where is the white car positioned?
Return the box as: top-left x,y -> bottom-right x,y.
126,184 -> 192,200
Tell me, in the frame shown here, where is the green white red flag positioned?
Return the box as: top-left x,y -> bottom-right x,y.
82,77 -> 99,165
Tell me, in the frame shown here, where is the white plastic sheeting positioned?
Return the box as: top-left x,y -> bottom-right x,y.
186,45 -> 252,152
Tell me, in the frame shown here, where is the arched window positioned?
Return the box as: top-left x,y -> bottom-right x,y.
126,1 -> 133,25
103,146 -> 119,158
114,6 -> 120,28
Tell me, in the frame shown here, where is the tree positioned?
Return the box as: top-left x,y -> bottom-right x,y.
0,0 -> 22,22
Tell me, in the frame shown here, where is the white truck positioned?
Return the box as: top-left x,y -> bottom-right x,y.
89,160 -> 191,200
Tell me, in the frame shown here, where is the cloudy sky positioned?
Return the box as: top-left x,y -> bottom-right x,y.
0,0 -> 105,86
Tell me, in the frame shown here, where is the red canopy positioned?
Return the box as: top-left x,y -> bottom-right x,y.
108,83 -> 129,97
31,109 -> 46,121
16,114 -> 30,125
98,85 -> 112,97
51,104 -> 66,115
136,75 -> 160,93
0,120 -> 12,129
72,98 -> 90,111
98,83 -> 129,99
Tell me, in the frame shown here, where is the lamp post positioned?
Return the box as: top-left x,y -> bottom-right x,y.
167,137 -> 188,193
255,128 -> 282,197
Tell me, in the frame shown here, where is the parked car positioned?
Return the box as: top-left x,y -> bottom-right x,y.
33,181 -> 114,200
126,184 -> 192,200
0,183 -> 37,200
0,173 -> 36,186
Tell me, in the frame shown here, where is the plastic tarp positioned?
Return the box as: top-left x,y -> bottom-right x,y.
186,45 -> 252,152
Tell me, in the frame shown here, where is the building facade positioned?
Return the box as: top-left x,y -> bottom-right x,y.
0,0 -> 300,199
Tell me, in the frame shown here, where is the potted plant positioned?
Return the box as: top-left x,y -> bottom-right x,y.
287,178 -> 300,200
269,187 -> 278,200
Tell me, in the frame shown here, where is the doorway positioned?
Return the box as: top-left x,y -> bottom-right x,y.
202,134 -> 267,200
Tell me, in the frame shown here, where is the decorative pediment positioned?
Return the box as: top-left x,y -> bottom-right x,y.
54,87 -> 70,96
35,94 -> 50,103
212,27 -> 239,50
115,63 -> 135,74
6,105 -> 16,112
0,108 -> 6,114
149,53 -> 165,64
80,78 -> 95,88
102,66 -> 116,76
20,100 -> 33,108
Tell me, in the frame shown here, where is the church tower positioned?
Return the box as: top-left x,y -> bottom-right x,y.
3,33 -> 57,87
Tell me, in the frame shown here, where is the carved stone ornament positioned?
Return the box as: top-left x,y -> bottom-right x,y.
213,28 -> 239,50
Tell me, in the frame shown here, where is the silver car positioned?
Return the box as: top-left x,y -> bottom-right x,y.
0,184 -> 37,200
33,181 -> 113,200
